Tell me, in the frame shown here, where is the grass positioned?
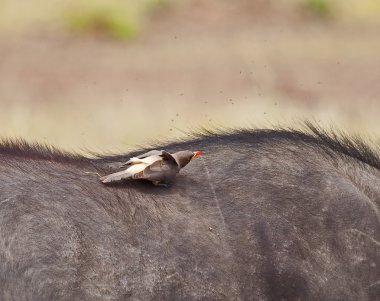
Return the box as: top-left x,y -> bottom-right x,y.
300,0 -> 380,22
62,0 -> 175,40
64,6 -> 138,40
302,0 -> 331,18
0,0 -> 175,40
1,1 -> 380,37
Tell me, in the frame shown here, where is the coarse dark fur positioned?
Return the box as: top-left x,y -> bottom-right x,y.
0,123 -> 379,301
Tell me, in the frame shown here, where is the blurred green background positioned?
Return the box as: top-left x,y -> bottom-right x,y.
0,0 -> 379,154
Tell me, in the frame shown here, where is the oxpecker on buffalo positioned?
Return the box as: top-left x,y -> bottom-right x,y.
100,149 -> 202,185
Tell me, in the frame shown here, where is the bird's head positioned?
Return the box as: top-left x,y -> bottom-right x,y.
173,150 -> 202,168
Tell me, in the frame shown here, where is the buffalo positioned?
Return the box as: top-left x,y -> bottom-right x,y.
0,124 -> 379,300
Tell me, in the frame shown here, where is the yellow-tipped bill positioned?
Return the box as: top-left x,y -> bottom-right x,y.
191,151 -> 202,160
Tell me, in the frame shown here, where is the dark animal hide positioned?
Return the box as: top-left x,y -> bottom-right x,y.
0,124 -> 379,301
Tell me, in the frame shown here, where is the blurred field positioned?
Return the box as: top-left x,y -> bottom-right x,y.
0,0 -> 380,154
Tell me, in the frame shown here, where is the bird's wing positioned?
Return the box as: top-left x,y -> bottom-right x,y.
120,150 -> 164,167
161,150 -> 179,166
100,163 -> 147,183
133,154 -> 179,181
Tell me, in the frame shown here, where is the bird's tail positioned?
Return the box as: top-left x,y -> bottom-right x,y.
100,170 -> 132,184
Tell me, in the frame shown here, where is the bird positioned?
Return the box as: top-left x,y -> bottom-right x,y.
100,150 -> 202,185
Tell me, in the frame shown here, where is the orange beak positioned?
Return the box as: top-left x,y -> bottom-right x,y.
191,151 -> 202,160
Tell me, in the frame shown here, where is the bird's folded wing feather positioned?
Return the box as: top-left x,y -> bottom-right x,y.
132,159 -> 175,180
132,160 -> 161,180
161,150 -> 179,166
133,153 -> 179,181
100,163 -> 147,183
120,150 -> 164,167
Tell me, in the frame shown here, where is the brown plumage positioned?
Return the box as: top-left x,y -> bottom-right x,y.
100,150 -> 201,185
